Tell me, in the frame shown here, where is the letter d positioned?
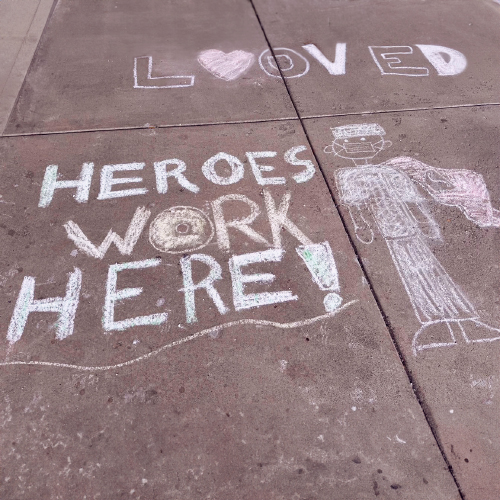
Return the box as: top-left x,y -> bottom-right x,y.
416,45 -> 467,76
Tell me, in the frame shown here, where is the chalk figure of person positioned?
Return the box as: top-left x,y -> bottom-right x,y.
324,123 -> 500,355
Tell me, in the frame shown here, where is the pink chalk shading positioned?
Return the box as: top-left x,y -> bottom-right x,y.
383,157 -> 500,228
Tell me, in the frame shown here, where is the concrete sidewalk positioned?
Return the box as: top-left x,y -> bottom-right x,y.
1,1 -> 499,499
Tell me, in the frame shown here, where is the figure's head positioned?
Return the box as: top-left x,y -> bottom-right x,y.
324,123 -> 392,161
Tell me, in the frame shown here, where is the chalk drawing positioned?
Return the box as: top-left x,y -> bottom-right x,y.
210,190 -> 312,251
7,268 -> 82,344
103,258 -> 167,331
154,159 -> 199,194
416,45 -> 467,76
64,206 -> 151,259
133,45 -> 465,87
98,162 -> 148,200
0,301 -> 357,371
326,122 -> 500,354
368,46 -> 430,76
211,194 -> 271,251
202,152 -> 245,185
133,56 -> 194,89
263,189 -> 313,249
39,163 -> 94,208
229,249 -> 297,311
149,206 -> 214,253
296,241 -> 342,312
34,148 -> 320,207
383,157 -> 500,228
284,146 -> 316,183
246,151 -> 285,185
180,254 -> 229,323
259,48 -> 310,79
197,49 -> 255,81
369,45 -> 467,77
302,43 -> 347,75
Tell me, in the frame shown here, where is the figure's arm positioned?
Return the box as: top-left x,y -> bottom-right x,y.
348,204 -> 374,244
423,170 -> 454,193
384,157 -> 500,227
335,170 -> 374,243
382,157 -> 453,194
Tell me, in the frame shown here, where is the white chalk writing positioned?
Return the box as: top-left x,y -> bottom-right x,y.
259,48 -> 310,78
64,206 -> 151,259
197,49 -> 255,81
180,254 -> 229,323
103,259 -> 167,331
229,249 -> 297,311
302,43 -> 347,76
134,56 -> 194,89
39,163 -> 94,207
8,268 -> 82,343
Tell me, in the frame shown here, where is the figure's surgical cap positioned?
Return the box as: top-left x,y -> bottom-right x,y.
331,123 -> 386,139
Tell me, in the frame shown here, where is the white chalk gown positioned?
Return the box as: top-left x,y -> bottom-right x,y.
335,164 -> 477,324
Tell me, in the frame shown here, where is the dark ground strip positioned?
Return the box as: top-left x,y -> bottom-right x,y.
248,0 -> 469,497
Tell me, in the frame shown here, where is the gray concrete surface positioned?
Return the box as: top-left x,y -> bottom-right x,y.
4,0 -> 296,134
0,0 -> 54,134
253,0 -> 500,117
1,0 -> 499,498
0,122 -> 459,499
304,106 -> 500,499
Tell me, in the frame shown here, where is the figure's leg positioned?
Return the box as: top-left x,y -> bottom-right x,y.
412,320 -> 458,356
385,236 -> 476,322
383,236 -> 486,355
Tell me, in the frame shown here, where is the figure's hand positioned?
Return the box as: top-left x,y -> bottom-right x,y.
425,171 -> 454,192
348,206 -> 374,244
355,226 -> 374,244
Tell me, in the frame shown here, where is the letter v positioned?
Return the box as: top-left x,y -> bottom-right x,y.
64,206 -> 151,259
302,43 -> 346,75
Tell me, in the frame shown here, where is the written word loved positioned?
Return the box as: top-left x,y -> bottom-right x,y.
134,44 -> 467,88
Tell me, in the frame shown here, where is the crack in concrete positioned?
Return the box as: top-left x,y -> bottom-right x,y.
2,103 -> 498,139
0,3 -> 490,496
303,102 -> 500,120
0,116 -> 300,138
248,0 -> 468,498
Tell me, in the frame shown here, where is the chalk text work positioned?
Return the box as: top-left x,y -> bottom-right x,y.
1,134 -> 356,370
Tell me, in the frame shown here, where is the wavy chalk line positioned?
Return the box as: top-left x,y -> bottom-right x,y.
0,300 -> 357,371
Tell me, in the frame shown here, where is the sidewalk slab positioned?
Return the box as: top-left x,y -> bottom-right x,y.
303,106 -> 500,500
3,0 -> 296,135
252,0 -> 500,117
0,122 -> 459,499
0,0 -> 54,134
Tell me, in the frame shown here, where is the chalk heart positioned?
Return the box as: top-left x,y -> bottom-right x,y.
198,49 -> 255,81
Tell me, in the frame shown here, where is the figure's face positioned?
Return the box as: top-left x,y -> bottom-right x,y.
331,134 -> 390,159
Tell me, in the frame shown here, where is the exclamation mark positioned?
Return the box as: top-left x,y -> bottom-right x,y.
296,241 -> 342,312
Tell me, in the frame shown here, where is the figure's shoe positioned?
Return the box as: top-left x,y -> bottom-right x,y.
412,320 -> 458,355
458,319 -> 500,344
412,319 -> 500,355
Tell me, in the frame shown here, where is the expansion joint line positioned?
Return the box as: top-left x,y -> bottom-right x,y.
2,106 -> 498,138
247,1 -> 466,498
